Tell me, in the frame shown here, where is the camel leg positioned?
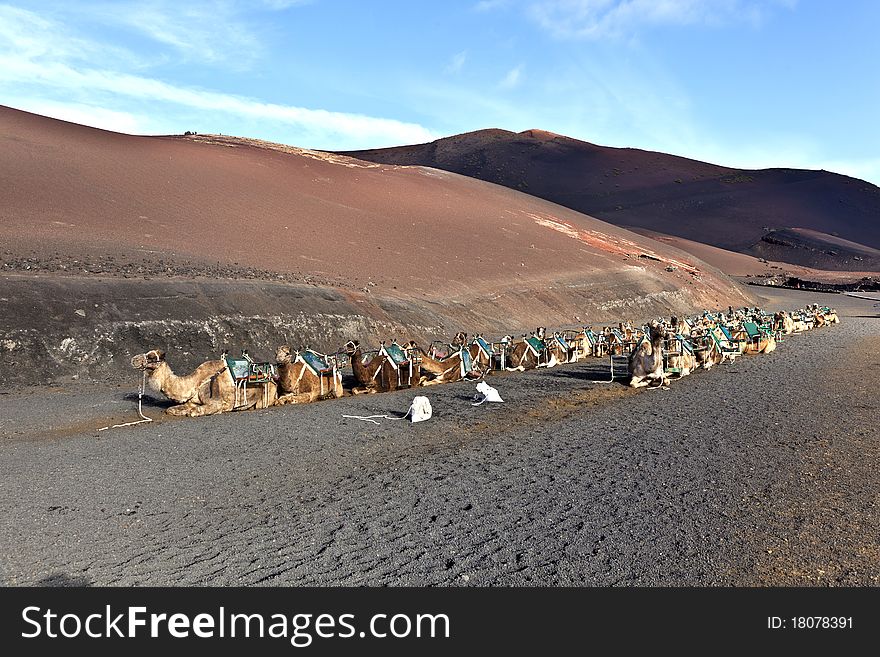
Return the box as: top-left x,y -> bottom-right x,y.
183,398 -> 230,417
166,402 -> 198,416
276,392 -> 316,405
629,376 -> 649,388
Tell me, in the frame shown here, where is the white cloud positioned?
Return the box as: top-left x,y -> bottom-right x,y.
0,3 -> 436,149
72,1 -> 265,67
260,0 -> 312,8
498,65 -> 523,89
529,0 -> 796,39
4,97 -> 144,133
445,50 -> 468,75
474,0 -> 510,10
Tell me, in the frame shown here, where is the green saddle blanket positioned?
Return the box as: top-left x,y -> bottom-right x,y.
383,342 -> 410,366
299,349 -> 333,376
525,337 -> 546,355
474,336 -> 493,357
225,356 -> 275,382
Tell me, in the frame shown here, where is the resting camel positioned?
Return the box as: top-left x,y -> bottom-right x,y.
467,334 -> 495,371
670,316 -> 692,337
774,311 -> 795,335
546,332 -> 574,365
733,327 -> 777,355
689,329 -> 722,370
506,327 -> 551,371
663,332 -> 697,378
407,341 -> 482,385
131,349 -> 277,416
275,346 -> 343,404
627,321 -> 667,388
344,340 -> 409,394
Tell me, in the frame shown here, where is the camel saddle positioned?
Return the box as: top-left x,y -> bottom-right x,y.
224,353 -> 276,383
382,342 -> 411,367
458,347 -> 475,377
525,336 -> 546,356
676,335 -> 694,355
553,334 -> 571,351
473,336 -> 493,358
298,349 -> 335,377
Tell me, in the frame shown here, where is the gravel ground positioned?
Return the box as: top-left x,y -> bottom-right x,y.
0,289 -> 877,586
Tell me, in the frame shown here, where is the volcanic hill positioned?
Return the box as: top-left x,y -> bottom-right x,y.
343,129 -> 880,272
0,106 -> 752,384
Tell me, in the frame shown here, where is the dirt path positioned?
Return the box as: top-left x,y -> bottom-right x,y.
0,289 -> 876,586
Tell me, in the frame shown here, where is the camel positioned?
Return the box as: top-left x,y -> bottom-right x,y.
575,327 -> 606,358
430,332 -> 468,360
344,340 -> 411,394
379,340 -> 422,389
627,321 -> 668,388
506,327 -> 552,371
733,326 -> 777,355
812,305 -> 838,324
774,311 -> 795,335
407,341 -> 482,385
790,313 -> 811,332
467,334 -> 496,371
546,332 -> 574,365
689,329 -> 722,370
601,324 -> 634,356
131,349 -> 277,416
663,332 -> 697,378
275,346 -> 343,404
670,316 -> 692,337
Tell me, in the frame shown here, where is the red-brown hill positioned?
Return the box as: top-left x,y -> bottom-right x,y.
0,105 -> 755,383
343,129 -> 880,271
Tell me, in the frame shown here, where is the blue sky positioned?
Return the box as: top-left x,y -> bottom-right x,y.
2,1 -> 879,183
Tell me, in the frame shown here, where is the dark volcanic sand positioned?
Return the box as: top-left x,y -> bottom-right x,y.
0,289 -> 877,586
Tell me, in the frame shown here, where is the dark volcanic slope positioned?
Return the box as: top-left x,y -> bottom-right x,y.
343,129 -> 880,270
746,228 -> 880,271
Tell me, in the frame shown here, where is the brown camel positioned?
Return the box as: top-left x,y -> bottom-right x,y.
506,327 -> 549,371
546,332 -> 574,365
468,334 -> 495,371
663,332 -> 697,378
627,321 -> 667,388
774,311 -> 795,335
131,349 -> 277,416
689,328 -> 723,370
275,346 -> 343,404
732,326 -> 777,354
344,340 -> 418,393
407,341 -> 482,385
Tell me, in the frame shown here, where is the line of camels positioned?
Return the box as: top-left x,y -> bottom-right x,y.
130,304 -> 839,418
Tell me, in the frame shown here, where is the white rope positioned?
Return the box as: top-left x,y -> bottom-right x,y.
342,408 -> 412,425
98,369 -> 153,431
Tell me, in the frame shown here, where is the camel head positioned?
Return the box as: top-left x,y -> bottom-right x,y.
275,345 -> 293,364
452,331 -> 467,346
405,340 -> 424,355
131,349 -> 166,371
343,340 -> 360,355
535,327 -> 546,340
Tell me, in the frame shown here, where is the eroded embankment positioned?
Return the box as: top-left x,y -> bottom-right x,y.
0,270 -> 753,387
